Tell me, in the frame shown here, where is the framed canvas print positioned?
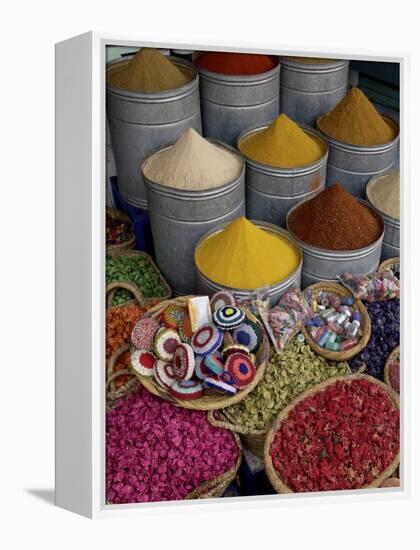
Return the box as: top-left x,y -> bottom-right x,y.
55,32 -> 404,518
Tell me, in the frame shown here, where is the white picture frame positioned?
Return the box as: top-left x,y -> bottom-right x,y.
55,31 -> 407,519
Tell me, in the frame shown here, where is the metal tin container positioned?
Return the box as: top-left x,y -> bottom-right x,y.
317,115 -> 399,198
143,141 -> 245,296
286,199 -> 385,288
366,173 -> 400,261
194,54 -> 280,146
238,122 -> 329,227
106,56 -> 202,208
194,220 -> 302,305
279,58 -> 349,126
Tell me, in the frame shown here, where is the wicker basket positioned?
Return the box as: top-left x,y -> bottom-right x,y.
207,369 -> 364,458
106,207 -> 135,252
106,249 -> 171,308
384,345 -> 400,394
131,297 -> 270,411
107,343 -> 139,404
106,394 -> 242,500
301,282 -> 371,360
264,374 -> 400,494
207,409 -> 266,458
186,432 -> 242,499
379,257 -> 400,274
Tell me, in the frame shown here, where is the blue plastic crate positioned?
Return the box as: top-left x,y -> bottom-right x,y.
110,177 -> 154,256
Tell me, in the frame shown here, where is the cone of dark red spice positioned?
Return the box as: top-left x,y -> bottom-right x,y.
288,184 -> 384,251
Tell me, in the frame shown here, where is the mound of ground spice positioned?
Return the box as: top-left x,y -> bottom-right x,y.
142,128 -> 242,190
196,52 -> 277,75
239,113 -> 324,168
195,217 -> 300,289
318,87 -> 396,146
107,48 -> 191,92
288,184 -> 383,250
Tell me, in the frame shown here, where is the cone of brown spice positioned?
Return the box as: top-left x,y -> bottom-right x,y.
288,184 -> 383,250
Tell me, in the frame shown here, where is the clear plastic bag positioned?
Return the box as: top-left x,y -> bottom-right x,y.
259,287 -> 311,352
338,271 -> 400,302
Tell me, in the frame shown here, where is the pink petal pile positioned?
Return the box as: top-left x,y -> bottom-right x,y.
106,388 -> 239,503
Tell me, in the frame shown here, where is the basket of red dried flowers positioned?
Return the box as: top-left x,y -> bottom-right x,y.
264,374 -> 400,493
384,345 -> 400,394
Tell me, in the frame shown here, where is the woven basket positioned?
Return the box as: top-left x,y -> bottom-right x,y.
301,282 -> 371,360
207,409 -> 266,458
106,249 -> 171,307
264,373 -> 400,494
384,345 -> 400,394
106,207 -> 136,253
379,257 -> 400,274
106,394 -> 242,500
131,297 -> 270,411
207,368 -> 364,458
185,432 -> 242,499
107,343 -> 139,404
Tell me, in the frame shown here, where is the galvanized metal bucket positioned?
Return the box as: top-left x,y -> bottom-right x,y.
143,141 -> 245,296
106,56 -> 202,209
194,54 -> 280,146
280,58 -> 349,126
317,114 -> 400,198
366,173 -> 400,261
194,220 -> 302,306
286,199 -> 385,288
238,122 -> 329,227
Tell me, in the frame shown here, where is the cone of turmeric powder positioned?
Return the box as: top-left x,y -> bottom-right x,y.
239,114 -> 324,168
318,87 -> 397,146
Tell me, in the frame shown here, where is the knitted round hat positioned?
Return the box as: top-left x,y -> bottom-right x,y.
213,305 -> 245,331
172,343 -> 195,381
191,324 -> 223,356
130,349 -> 156,377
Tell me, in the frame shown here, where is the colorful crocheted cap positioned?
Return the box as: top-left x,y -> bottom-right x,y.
173,343 -> 195,381
153,360 -> 176,390
213,305 -> 245,330
203,354 -> 225,377
170,380 -> 204,400
210,291 -> 236,314
194,356 -> 213,381
154,328 -> 181,361
178,314 -> 193,343
225,352 -> 256,388
131,317 -> 160,350
203,377 -> 237,396
191,323 -> 223,356
130,349 -> 156,377
232,319 -> 262,352
222,344 -> 250,359
161,304 -> 186,329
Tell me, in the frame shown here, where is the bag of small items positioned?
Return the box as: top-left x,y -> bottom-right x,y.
260,288 -> 312,352
338,271 -> 400,302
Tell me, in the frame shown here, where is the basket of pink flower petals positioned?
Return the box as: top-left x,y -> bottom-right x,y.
106,387 -> 242,503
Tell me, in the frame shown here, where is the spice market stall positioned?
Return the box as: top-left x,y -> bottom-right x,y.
56,36 -> 403,517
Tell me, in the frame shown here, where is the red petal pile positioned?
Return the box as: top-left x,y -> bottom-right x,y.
270,379 -> 399,492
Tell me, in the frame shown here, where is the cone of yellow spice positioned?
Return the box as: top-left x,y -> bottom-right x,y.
239,114 -> 325,168
318,87 -> 397,146
195,217 -> 301,290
